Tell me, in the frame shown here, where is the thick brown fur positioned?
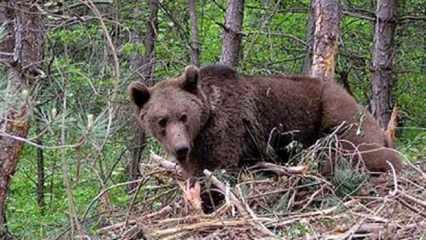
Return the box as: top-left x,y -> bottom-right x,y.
128,64 -> 402,177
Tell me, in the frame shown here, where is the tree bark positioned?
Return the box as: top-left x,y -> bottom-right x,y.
36,132 -> 45,214
188,0 -> 200,66
423,7 -> 426,75
127,0 -> 159,192
371,0 -> 397,128
0,1 -> 44,238
130,0 -> 159,85
302,0 -> 315,74
220,0 -> 245,67
141,0 -> 159,85
310,0 -> 342,80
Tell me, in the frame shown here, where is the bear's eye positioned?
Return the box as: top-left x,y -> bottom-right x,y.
180,114 -> 187,123
158,118 -> 168,128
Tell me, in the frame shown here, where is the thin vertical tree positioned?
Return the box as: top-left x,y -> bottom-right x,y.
220,0 -> 245,67
302,0 -> 315,74
371,0 -> 398,128
0,1 -> 44,238
128,0 -> 159,191
130,0 -> 159,84
141,0 -> 159,85
310,0 -> 342,80
36,126 -> 45,214
188,0 -> 200,66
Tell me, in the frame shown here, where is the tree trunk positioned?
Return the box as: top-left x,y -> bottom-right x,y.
371,0 -> 397,128
302,0 -> 315,74
0,1 -> 44,238
0,70 -> 30,240
130,0 -> 159,85
188,0 -> 200,66
310,0 -> 342,80
220,0 -> 245,67
127,0 -> 159,192
423,6 -> 426,75
141,0 -> 159,85
36,132 -> 45,214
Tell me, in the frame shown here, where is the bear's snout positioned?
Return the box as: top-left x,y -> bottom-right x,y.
175,145 -> 190,160
166,123 -> 191,162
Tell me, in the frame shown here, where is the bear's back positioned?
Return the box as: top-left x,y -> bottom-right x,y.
198,65 -> 324,131
199,64 -> 324,98
199,64 -> 239,83
198,65 -> 325,148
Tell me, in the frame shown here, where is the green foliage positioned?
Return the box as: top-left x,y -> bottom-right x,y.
121,42 -> 145,57
332,157 -> 369,198
279,222 -> 312,238
398,130 -> 426,160
3,0 -> 424,239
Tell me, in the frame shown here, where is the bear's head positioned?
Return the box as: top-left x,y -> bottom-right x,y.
128,65 -> 209,168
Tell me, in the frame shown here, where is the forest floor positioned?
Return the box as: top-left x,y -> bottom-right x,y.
96,151 -> 426,240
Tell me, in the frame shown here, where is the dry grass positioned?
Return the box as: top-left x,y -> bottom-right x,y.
96,136 -> 426,240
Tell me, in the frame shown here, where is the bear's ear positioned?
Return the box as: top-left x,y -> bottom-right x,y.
128,81 -> 150,108
182,65 -> 200,92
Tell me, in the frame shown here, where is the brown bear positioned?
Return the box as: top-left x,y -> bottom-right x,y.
128,64 -> 401,177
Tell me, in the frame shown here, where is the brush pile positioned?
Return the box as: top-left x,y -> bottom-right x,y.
97,137 -> 426,240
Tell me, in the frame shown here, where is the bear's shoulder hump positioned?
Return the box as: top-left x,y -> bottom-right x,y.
200,64 -> 238,80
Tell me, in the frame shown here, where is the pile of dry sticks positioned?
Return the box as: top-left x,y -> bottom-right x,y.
96,144 -> 425,240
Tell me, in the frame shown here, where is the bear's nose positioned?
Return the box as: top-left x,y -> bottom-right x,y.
175,145 -> 189,159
